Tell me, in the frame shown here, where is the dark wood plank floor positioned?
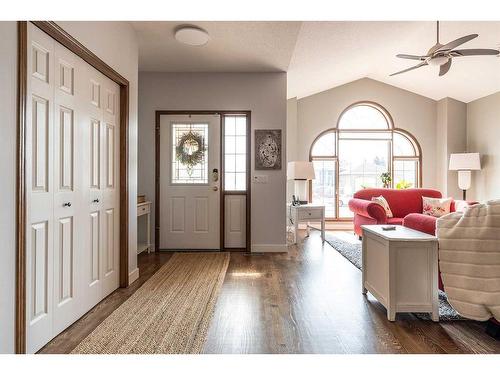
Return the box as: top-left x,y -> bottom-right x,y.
40,231 -> 500,354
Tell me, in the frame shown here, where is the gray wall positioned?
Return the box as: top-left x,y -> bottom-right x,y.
0,21 -> 139,353
467,91 -> 500,201
138,72 -> 287,250
436,97 -> 467,199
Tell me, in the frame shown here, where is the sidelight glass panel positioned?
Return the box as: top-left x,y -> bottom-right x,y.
224,116 -> 247,191
311,159 -> 337,218
394,159 -> 418,189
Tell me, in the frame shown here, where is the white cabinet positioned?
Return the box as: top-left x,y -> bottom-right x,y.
288,204 -> 325,244
361,225 -> 439,322
137,201 -> 152,254
26,23 -> 120,353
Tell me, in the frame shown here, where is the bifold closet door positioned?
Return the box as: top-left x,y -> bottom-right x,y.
26,23 -> 120,353
26,25 -> 56,353
51,37 -> 82,335
81,62 -> 120,306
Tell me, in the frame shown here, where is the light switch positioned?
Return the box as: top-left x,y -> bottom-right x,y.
252,175 -> 268,184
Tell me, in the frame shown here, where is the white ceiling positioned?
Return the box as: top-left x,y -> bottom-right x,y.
132,21 -> 500,103
131,21 -> 301,72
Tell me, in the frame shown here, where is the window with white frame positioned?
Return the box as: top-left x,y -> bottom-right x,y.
310,103 -> 421,219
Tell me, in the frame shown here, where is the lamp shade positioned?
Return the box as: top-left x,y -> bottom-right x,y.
287,161 -> 316,180
449,153 -> 481,171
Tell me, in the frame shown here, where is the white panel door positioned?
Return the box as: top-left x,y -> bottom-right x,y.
80,64 -> 120,306
224,195 -> 246,248
52,41 -> 81,335
26,23 -> 121,353
159,115 -> 220,249
26,25 -> 55,354
99,76 -> 120,297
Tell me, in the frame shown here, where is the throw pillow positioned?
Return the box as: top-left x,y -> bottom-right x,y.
422,196 -> 453,218
371,196 -> 393,218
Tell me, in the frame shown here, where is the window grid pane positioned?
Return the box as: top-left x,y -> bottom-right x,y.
394,159 -> 417,189
311,159 -> 336,218
224,116 -> 247,191
171,123 -> 208,184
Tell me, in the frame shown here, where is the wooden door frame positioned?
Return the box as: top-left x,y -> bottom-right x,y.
155,110 -> 251,252
16,21 -> 130,353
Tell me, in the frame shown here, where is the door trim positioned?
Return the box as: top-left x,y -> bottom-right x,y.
155,110 -> 251,252
16,21 -> 130,353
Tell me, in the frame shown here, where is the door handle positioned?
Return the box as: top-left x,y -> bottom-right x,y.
92,198 -> 100,203
63,202 -> 72,207
212,186 -> 219,191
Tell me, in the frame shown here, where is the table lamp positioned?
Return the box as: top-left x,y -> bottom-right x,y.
287,161 -> 316,204
449,153 -> 481,200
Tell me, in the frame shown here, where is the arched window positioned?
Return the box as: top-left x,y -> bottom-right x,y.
310,102 -> 422,219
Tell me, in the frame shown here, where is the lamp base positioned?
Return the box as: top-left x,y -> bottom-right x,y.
462,189 -> 466,201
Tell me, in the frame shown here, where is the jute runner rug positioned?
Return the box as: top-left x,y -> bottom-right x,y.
72,252 -> 230,354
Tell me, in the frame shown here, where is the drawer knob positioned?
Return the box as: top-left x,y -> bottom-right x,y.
308,212 -> 311,215
63,202 -> 71,207
92,198 -> 99,203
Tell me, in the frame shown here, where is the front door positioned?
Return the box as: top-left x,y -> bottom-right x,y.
159,114 -> 221,249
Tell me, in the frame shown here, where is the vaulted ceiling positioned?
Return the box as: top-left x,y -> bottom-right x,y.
132,21 -> 500,103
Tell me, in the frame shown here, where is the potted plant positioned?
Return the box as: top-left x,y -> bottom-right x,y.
396,180 -> 413,189
380,172 -> 392,188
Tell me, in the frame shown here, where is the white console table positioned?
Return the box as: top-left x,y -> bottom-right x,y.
289,203 -> 325,244
137,201 -> 152,254
361,225 -> 439,322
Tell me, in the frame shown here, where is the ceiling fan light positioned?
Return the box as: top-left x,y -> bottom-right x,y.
429,56 -> 449,66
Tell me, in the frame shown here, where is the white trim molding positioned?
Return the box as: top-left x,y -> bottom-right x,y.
251,244 -> 288,253
128,268 -> 140,285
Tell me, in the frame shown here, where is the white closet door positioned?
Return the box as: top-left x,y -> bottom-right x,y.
80,65 -> 105,310
51,41 -> 82,335
26,23 -> 121,353
26,25 -> 55,354
98,72 -> 120,298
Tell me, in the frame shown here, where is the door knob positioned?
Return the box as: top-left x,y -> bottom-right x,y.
212,186 -> 219,191
92,198 -> 100,203
63,202 -> 72,207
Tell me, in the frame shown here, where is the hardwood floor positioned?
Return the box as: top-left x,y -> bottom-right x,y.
39,231 -> 500,354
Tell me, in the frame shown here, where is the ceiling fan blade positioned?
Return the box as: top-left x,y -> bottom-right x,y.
390,61 -> 428,76
396,54 -> 427,61
437,34 -> 478,52
439,59 -> 452,76
450,48 -> 499,56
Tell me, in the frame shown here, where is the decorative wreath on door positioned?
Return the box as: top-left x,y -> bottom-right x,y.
175,131 -> 206,175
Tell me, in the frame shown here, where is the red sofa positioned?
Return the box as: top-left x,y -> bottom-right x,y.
349,188 -> 442,237
349,188 -> 468,291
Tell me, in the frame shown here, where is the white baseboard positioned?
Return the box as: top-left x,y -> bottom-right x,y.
128,267 -> 140,285
251,244 -> 288,253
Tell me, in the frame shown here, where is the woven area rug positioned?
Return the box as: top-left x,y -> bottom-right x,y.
72,252 -> 230,354
325,233 -> 465,321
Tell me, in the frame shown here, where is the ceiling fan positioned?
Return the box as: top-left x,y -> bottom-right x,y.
390,21 -> 499,77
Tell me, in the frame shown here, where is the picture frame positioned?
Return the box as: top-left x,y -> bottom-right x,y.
254,129 -> 282,170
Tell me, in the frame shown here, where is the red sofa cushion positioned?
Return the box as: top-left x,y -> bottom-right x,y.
387,217 -> 404,225
402,213 -> 437,235
353,188 -> 442,218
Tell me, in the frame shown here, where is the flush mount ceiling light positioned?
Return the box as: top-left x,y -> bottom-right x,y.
174,26 -> 210,46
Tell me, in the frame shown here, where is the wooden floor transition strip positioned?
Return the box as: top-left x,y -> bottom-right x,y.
72,252 -> 230,354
